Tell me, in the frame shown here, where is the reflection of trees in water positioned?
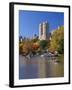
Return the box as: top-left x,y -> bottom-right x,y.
19,55 -> 64,79
38,58 -> 46,78
38,56 -> 64,78
45,56 -> 64,77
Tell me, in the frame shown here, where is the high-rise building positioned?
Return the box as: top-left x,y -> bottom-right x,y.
39,21 -> 48,40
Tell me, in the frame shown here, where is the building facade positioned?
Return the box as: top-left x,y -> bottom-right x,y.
39,21 -> 48,40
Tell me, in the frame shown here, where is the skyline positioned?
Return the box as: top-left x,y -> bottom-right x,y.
19,10 -> 64,38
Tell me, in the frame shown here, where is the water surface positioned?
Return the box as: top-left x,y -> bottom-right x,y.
19,55 -> 64,79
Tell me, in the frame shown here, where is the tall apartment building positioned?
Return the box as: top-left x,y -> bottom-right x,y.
39,21 -> 48,40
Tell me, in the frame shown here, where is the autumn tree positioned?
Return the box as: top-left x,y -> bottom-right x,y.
19,43 -> 23,54
49,26 -> 64,54
21,40 -> 33,55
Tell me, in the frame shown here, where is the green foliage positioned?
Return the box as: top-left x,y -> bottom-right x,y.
39,40 -> 48,50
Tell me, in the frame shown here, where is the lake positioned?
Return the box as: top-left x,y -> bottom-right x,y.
19,55 -> 64,79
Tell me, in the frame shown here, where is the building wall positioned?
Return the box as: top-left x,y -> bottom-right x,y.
39,21 -> 48,40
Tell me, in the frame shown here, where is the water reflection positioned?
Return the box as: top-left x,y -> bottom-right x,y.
19,55 -> 64,79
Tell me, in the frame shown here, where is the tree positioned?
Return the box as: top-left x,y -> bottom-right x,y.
32,34 -> 39,43
32,43 -> 39,50
57,38 -> 64,54
49,26 -> 64,53
39,40 -> 48,50
21,40 -> 33,55
31,43 -> 40,54
19,43 -> 23,54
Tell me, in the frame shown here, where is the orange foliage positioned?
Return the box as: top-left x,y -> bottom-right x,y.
32,44 -> 39,50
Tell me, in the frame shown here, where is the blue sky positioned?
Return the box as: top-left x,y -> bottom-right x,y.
19,10 -> 64,38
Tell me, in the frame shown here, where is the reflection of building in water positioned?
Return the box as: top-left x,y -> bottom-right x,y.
39,21 -> 49,40
38,58 -> 46,78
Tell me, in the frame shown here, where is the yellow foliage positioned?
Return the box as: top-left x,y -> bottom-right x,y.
49,26 -> 64,52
